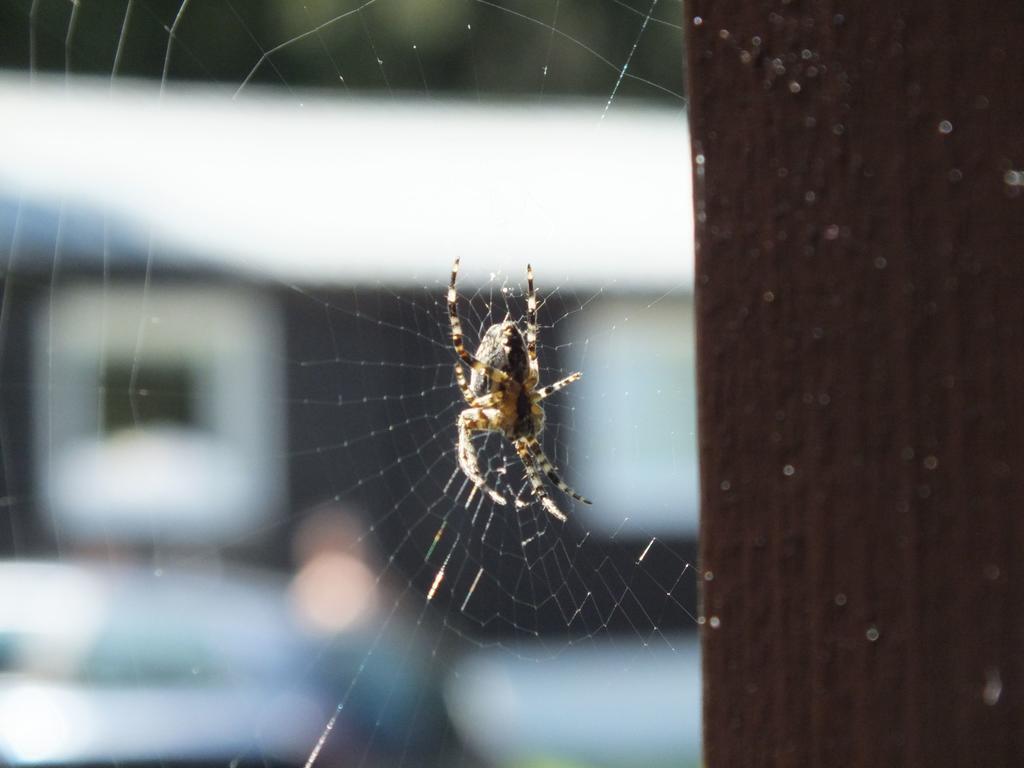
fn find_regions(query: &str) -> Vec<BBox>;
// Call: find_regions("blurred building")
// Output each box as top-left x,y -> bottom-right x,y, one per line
0,75 -> 699,765
1,73 -> 695,555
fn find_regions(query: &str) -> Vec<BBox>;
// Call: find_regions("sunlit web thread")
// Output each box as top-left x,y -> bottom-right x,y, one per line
301,590 -> 415,768
27,0 -> 41,79
460,566 -> 485,612
64,0 -> 84,78
411,43 -> 431,97
110,0 -> 134,83
224,0 -> 300,95
537,0 -> 561,98
159,0 -> 192,100
427,534 -> 459,601
302,2 -> 351,90
602,0 -> 660,121
474,0 -> 683,103
608,0 -> 681,30
233,0 -> 383,98
359,10 -> 394,95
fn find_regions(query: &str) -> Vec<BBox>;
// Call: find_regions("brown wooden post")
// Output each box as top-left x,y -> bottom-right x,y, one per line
687,2 -> 1024,765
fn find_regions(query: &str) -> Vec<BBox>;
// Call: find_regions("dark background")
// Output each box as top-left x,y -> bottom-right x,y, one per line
1,0 -> 686,101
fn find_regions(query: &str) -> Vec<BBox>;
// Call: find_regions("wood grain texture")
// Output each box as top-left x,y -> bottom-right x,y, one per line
687,1 -> 1024,765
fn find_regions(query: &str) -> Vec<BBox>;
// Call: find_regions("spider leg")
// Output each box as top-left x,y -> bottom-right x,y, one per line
513,439 -> 567,522
523,436 -> 592,505
448,258 -> 509,383
455,363 -> 506,410
535,371 -> 582,400
525,263 -> 539,383
457,408 -> 507,506
454,363 -> 479,403
456,365 -> 502,408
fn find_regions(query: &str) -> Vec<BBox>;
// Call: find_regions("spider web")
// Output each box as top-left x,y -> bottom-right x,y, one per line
0,2 -> 699,767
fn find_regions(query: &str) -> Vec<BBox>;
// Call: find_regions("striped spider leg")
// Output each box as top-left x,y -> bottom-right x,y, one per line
525,263 -> 539,387
452,363 -> 507,505
449,259 -> 510,505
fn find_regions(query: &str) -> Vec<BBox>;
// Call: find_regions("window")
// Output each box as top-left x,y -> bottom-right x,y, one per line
570,296 -> 699,536
35,285 -> 284,543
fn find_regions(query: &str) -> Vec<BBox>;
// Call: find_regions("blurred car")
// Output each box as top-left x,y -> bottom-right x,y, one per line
0,560 -> 445,767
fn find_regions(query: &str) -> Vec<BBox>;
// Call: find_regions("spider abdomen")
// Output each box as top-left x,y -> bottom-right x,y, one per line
469,321 -> 542,439
468,321 -> 529,397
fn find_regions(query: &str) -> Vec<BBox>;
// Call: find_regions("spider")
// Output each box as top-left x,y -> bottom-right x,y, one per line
447,257 -> 591,522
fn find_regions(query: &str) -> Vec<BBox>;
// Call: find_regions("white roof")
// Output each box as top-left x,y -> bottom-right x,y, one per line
0,75 -> 692,290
